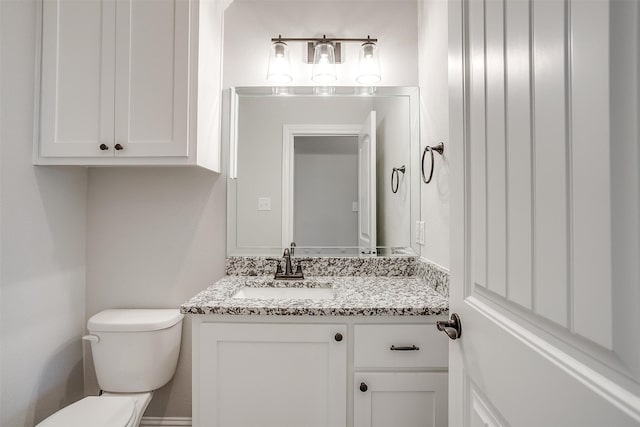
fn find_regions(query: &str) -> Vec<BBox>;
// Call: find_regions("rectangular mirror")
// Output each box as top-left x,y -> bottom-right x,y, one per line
226,86 -> 420,257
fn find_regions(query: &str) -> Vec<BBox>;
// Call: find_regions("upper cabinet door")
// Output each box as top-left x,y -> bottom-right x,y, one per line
113,0 -> 190,157
40,0 -> 115,157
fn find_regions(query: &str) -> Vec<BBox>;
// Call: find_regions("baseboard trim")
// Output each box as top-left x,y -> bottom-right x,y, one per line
140,416 -> 192,426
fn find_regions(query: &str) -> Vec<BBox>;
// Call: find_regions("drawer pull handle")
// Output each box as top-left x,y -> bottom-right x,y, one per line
334,333 -> 343,342
360,382 -> 368,392
390,345 -> 420,351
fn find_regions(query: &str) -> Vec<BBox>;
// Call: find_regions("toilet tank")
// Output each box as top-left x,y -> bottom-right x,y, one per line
86,309 -> 184,393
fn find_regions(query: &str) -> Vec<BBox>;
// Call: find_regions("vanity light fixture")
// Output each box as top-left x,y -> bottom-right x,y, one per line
267,38 -> 292,84
312,40 -> 337,84
268,35 -> 380,86
356,37 -> 381,84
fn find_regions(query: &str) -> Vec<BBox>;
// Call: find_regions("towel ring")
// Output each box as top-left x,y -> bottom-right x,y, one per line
391,166 -> 406,194
421,142 -> 444,184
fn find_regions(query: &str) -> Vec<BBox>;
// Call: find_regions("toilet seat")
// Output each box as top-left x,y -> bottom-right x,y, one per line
36,396 -> 136,427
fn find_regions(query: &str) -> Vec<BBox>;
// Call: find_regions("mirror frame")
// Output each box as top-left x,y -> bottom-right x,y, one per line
225,86 -> 421,257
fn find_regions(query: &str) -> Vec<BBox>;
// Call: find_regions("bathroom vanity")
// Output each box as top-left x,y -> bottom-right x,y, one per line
182,257 -> 450,427
182,83 -> 451,426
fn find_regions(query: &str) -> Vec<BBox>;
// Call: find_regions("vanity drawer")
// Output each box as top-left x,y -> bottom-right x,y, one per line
354,324 -> 448,368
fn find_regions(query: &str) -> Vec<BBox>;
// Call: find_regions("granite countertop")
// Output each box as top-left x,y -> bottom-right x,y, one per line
180,275 -> 449,316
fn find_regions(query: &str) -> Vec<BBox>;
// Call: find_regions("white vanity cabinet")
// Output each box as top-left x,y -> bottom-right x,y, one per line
35,0 -> 227,170
353,325 -> 448,427
193,317 -> 449,427
196,321 -> 348,427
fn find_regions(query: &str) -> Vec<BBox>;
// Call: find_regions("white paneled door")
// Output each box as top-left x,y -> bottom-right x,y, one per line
448,0 -> 640,425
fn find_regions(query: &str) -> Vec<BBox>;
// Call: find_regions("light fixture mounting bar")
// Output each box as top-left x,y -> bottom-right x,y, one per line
270,36 -> 378,43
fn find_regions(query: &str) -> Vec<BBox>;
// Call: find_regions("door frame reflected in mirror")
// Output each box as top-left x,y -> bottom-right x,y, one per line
282,124 -> 368,250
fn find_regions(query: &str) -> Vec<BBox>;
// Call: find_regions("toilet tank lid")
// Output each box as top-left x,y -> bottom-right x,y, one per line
88,309 -> 184,332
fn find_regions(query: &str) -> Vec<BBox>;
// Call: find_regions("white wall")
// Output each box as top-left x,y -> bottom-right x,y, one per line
418,0 -> 450,269
0,1 -> 88,425
294,136 -> 359,246
223,0 -> 418,88
85,167 -> 227,417
374,96 -> 412,248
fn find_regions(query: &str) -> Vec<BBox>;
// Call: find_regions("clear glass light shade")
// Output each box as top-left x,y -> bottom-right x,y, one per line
267,41 -> 292,84
312,42 -> 337,84
356,42 -> 381,85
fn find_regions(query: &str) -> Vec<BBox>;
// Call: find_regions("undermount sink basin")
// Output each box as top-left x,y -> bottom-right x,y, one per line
232,280 -> 335,300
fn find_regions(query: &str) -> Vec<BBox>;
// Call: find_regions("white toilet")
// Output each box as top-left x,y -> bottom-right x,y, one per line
37,309 -> 184,427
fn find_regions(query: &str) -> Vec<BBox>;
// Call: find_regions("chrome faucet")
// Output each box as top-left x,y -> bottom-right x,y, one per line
274,248 -> 304,280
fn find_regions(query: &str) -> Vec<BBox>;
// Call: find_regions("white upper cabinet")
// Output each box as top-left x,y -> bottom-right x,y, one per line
36,0 -> 227,171
113,0 -> 190,158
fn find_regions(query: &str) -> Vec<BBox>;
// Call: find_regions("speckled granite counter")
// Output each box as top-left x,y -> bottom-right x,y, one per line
180,275 -> 448,316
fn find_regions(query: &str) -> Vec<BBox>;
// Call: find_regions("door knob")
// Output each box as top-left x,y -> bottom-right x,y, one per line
334,333 -> 343,342
359,382 -> 368,392
436,313 -> 462,340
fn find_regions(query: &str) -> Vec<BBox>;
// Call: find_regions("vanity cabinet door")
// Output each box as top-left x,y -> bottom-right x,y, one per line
197,323 -> 347,427
354,372 -> 448,427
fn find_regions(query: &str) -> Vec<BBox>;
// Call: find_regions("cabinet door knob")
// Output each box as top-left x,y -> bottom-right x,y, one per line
359,382 -> 368,392
334,332 -> 343,342
99,144 -> 109,151
114,143 -> 123,151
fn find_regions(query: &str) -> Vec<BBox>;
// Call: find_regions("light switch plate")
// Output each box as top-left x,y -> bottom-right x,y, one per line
258,197 -> 271,211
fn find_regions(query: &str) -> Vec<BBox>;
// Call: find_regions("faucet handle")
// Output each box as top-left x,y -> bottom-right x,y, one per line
292,264 -> 304,279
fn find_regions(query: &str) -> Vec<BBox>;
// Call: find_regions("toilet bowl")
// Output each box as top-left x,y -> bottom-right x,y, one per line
37,309 -> 184,427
